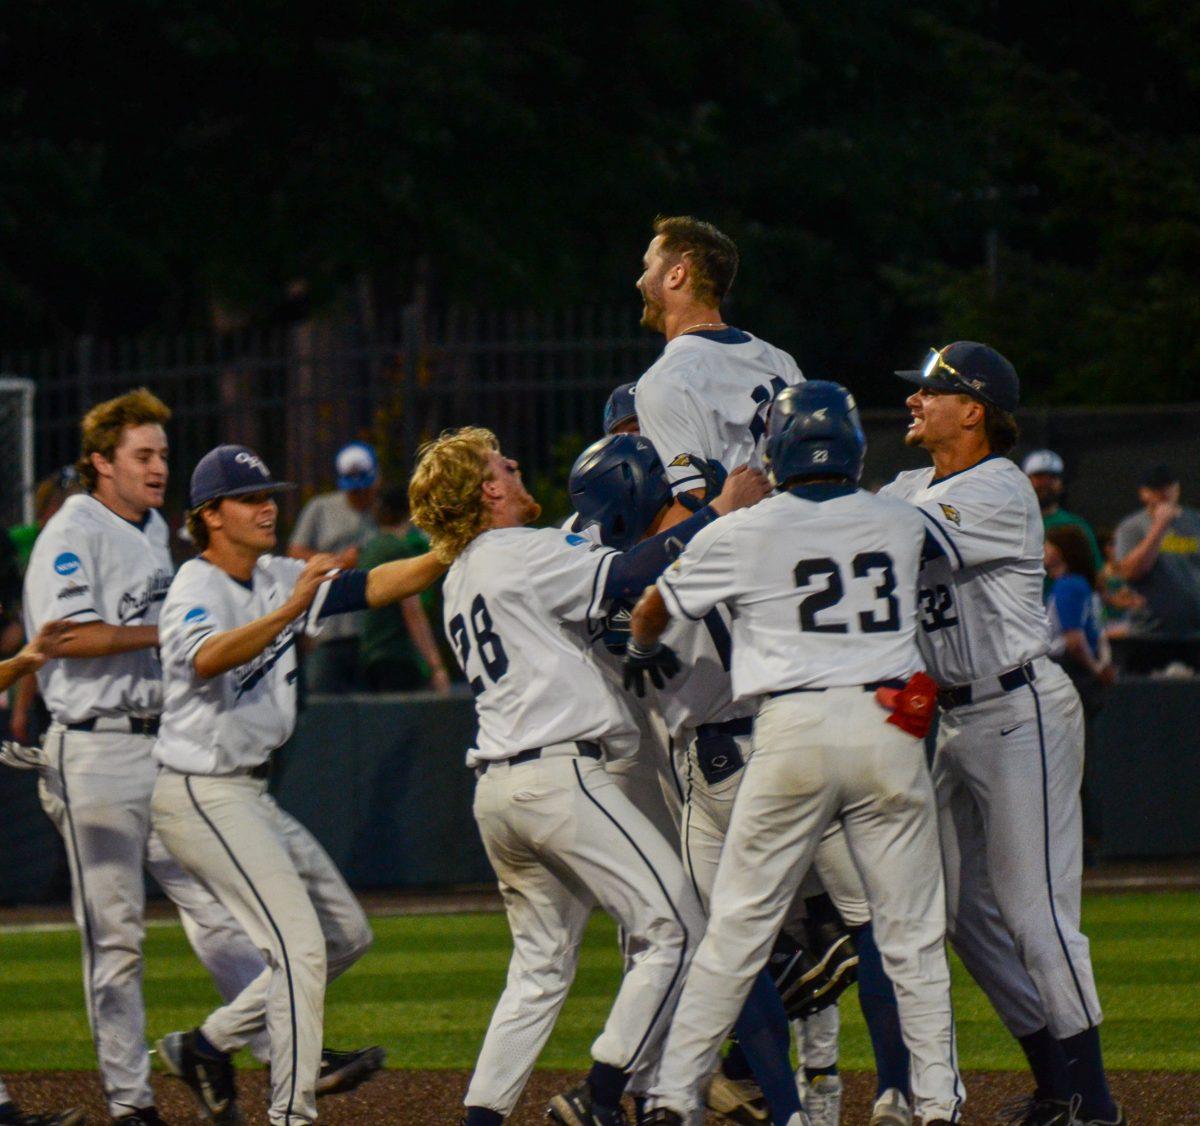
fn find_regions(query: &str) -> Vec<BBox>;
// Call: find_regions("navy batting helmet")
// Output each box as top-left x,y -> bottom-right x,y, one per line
766,381 -> 866,486
568,434 -> 672,550
602,382 -> 638,435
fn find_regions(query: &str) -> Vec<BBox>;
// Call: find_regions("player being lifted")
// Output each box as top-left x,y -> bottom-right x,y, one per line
407,427 -> 769,1126
630,383 -> 964,1126
881,343 -> 1122,1126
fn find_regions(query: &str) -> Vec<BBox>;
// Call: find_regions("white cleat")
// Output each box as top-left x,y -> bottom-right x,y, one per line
804,1073 -> 842,1126
0,740 -> 45,770
869,1087 -> 913,1126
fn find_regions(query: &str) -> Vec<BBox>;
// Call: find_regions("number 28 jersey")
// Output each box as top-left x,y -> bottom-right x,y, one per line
443,526 -> 639,765
657,486 -> 926,699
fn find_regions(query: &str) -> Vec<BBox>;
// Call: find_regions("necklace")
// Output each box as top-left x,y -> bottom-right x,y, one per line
678,321 -> 728,335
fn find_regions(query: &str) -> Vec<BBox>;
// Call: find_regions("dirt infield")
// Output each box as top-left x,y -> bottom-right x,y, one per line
6,1068 -> 1198,1124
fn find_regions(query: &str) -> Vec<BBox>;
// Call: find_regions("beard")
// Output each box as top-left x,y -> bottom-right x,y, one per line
639,288 -> 666,332
903,426 -> 925,448
518,492 -> 542,524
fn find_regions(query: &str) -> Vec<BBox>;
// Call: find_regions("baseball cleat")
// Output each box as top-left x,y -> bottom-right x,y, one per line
869,1087 -> 912,1126
155,1029 -> 241,1123
111,1110 -> 170,1125
1071,1107 -> 1127,1126
316,1045 -> 386,1095
546,1080 -> 628,1125
705,1071 -> 769,1124
0,740 -> 45,770
0,1105 -> 85,1126
803,1073 -> 842,1126
637,1112 -> 683,1126
996,1094 -> 1075,1124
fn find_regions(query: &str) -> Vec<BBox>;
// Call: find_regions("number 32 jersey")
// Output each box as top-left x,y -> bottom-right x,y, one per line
657,485 -> 926,700
443,526 -> 639,765
880,456 -> 1051,686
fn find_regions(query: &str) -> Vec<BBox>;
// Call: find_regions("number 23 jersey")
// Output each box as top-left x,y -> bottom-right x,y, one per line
880,456 -> 1051,685
443,526 -> 639,765
657,485 -> 926,700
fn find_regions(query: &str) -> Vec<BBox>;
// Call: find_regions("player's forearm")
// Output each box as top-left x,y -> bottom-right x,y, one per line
630,586 -> 671,648
0,650 -> 39,692
193,603 -> 301,679
1117,532 -> 1165,582
46,622 -> 159,659
401,596 -> 446,674
656,490 -> 707,531
604,506 -> 719,603
365,551 -> 447,607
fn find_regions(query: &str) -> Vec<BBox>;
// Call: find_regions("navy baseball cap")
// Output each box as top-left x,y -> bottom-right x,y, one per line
602,383 -> 638,434
336,442 -> 378,490
896,341 -> 1020,413
190,445 -> 294,508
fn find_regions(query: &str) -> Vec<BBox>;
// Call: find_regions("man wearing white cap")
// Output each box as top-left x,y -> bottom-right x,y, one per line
288,442 -> 380,692
1022,449 -> 1102,572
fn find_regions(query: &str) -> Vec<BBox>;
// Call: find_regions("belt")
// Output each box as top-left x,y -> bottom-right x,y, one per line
66,715 -> 160,736
768,678 -> 906,699
937,661 -> 1037,710
476,740 -> 602,775
696,716 -> 754,740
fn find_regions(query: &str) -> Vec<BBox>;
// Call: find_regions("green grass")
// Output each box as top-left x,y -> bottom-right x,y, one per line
2,892 -> 1196,1072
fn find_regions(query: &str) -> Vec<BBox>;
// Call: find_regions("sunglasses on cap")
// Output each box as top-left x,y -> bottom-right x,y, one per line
916,347 -> 998,405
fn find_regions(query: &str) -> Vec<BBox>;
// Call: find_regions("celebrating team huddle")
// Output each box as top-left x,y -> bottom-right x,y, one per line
5,215 -> 1123,1126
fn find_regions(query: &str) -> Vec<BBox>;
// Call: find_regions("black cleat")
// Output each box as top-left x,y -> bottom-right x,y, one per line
316,1045 -> 386,1095
998,1094 -> 1076,1125
0,1104 -> 85,1126
112,1110 -> 170,1125
547,1081 -> 628,1125
155,1029 -> 241,1123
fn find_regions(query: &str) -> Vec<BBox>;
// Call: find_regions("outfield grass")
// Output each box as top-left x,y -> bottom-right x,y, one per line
2,891 -> 1196,1073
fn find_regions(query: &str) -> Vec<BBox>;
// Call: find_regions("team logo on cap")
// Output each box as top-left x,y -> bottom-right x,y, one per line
939,502 -> 962,526
53,552 -> 81,576
235,451 -> 270,477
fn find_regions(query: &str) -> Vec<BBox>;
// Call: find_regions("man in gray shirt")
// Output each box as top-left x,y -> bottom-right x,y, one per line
288,442 -> 380,691
1113,464 -> 1200,673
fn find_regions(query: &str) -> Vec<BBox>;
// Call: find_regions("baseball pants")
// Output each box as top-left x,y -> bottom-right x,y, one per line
651,689 -> 963,1123
151,771 -> 372,1125
37,726 -> 268,1117
464,749 -> 705,1117
935,657 -> 1102,1040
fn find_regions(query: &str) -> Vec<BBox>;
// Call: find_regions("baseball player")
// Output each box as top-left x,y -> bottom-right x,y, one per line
880,343 -> 1122,1126
630,382 -> 963,1126
20,389 -> 283,1125
602,382 -> 640,436
633,215 -> 802,528
569,433 -> 805,1126
406,426 -> 769,1126
145,442 -> 442,1125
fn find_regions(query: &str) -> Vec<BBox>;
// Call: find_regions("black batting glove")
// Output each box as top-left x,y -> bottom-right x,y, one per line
622,640 -> 681,697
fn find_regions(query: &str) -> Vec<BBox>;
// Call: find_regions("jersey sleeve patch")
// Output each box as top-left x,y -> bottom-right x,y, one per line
184,606 -> 210,623
53,552 -> 83,576
938,502 -> 962,527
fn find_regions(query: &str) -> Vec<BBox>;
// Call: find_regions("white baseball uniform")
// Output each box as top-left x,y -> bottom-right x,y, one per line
649,483 -> 963,1123
634,326 -> 803,495
445,526 -> 706,1118
881,456 -> 1103,1041
22,494 -> 267,1118
151,555 -> 373,1126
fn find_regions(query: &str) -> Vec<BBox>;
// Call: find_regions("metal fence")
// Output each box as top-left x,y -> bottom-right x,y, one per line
5,308 -> 1199,536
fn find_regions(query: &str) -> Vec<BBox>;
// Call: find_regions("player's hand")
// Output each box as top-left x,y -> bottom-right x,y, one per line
1151,500 -> 1182,527
289,553 -> 341,613
622,640 -> 681,697
711,465 -> 771,516
30,621 -> 75,661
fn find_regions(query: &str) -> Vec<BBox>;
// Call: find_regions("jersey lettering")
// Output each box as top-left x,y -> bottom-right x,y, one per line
450,593 -> 510,695
748,376 -> 789,442
918,584 -> 959,633
795,553 -> 902,635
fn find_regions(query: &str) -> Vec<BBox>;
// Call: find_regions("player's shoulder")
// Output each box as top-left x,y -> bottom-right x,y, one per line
861,486 -> 928,524
27,495 -> 99,570
168,557 -> 220,595
879,466 -> 935,500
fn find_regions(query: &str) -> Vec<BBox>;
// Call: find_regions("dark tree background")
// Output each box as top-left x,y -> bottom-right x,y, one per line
1,0 -> 1196,404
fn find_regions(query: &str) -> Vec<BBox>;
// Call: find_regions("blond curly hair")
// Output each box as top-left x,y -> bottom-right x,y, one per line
409,427 -> 500,562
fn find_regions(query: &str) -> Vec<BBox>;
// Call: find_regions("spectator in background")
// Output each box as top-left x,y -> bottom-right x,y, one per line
1022,448 -> 1102,571
8,466 -> 81,571
1097,529 -> 1145,637
1112,465 -> 1200,674
289,441 -> 380,692
1045,524 -> 1115,866
358,487 -> 451,694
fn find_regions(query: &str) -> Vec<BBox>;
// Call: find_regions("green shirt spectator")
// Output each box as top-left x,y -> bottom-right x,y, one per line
358,488 -> 451,694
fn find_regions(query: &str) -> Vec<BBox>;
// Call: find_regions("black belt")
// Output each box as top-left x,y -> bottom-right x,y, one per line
937,661 -> 1037,710
768,678 -> 906,699
696,716 -> 754,740
477,741 -> 602,775
66,715 -> 161,735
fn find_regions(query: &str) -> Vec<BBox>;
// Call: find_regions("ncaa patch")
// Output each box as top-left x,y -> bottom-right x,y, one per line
53,552 -> 81,576
564,533 -> 589,547
184,606 -> 210,623
938,502 -> 962,526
